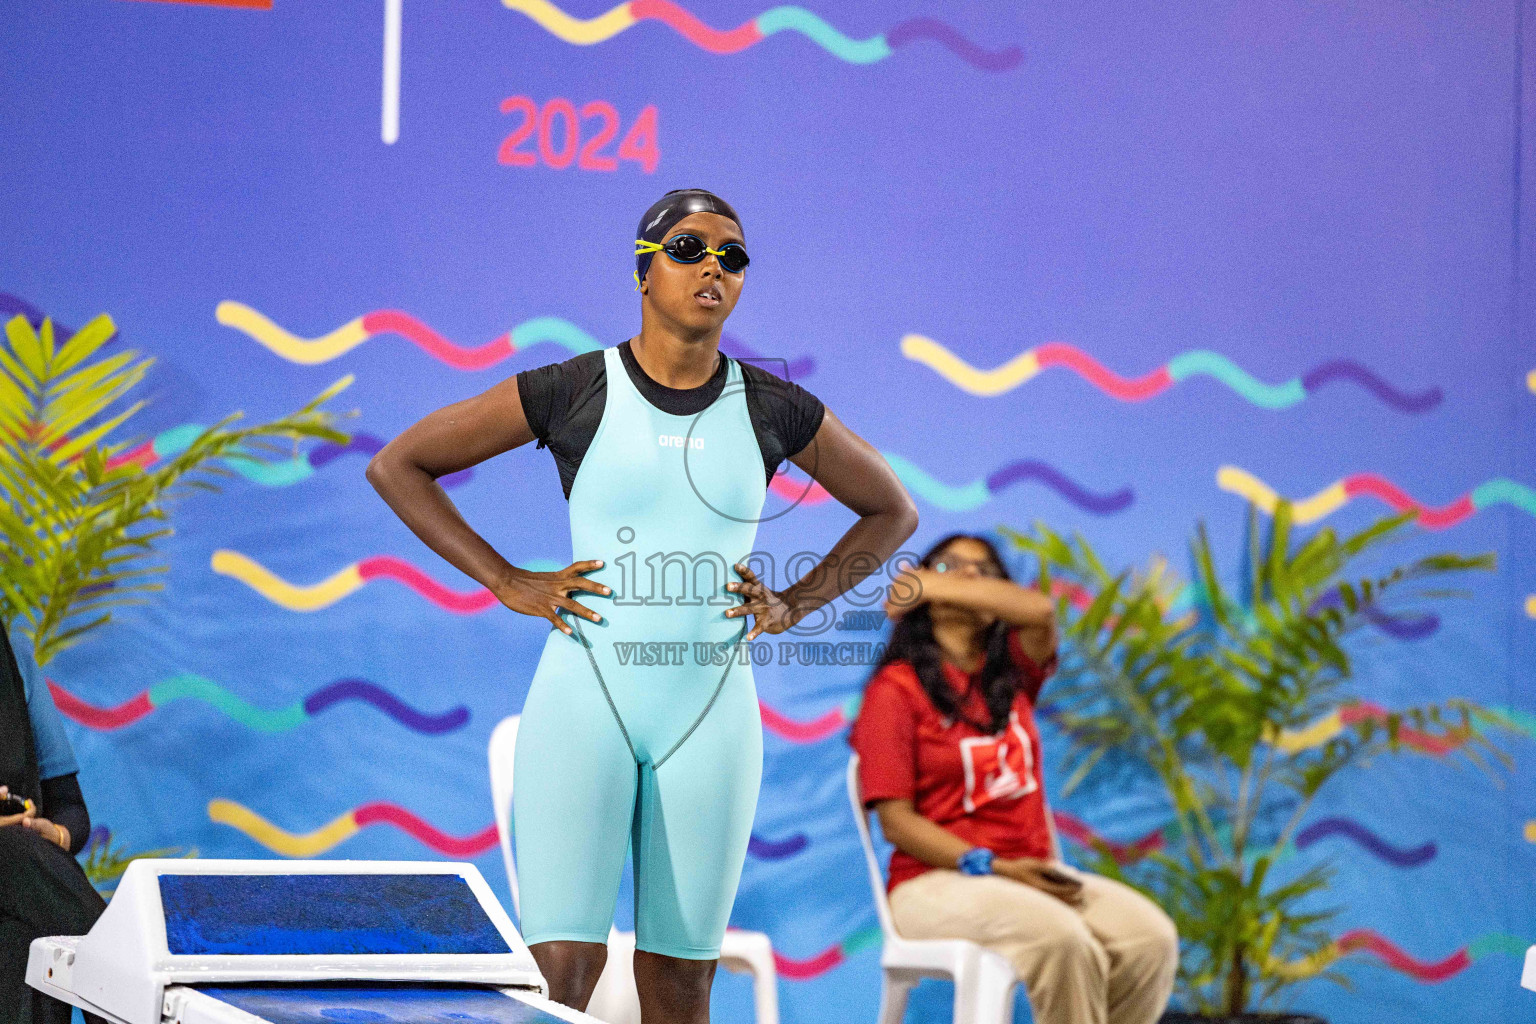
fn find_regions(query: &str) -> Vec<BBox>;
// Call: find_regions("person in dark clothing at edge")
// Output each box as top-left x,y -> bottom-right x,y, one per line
0,623 -> 106,1024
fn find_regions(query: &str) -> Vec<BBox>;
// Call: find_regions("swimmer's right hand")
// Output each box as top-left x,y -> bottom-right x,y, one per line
494,560 -> 610,636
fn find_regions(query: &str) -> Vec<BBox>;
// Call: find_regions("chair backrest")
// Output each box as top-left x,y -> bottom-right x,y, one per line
487,714 -> 522,919
846,753 -> 899,939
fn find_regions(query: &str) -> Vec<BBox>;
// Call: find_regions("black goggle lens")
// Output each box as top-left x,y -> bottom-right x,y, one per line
662,234 -> 750,273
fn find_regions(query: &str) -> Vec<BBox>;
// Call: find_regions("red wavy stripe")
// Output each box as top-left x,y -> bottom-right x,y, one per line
360,311 -> 515,371
769,473 -> 832,505
47,681 -> 152,730
630,0 -> 763,53
773,945 -> 844,980
353,803 -> 500,858
1035,343 -> 1174,402
1339,702 -> 1465,756
357,556 -> 501,614
106,440 -> 158,472
759,701 -> 847,742
1343,475 -> 1475,530
1052,811 -> 1165,864
1338,929 -> 1470,982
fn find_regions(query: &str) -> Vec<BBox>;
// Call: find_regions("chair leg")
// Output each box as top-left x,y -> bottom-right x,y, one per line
953,953 -> 1018,1024
749,959 -> 780,1024
877,973 -> 915,1024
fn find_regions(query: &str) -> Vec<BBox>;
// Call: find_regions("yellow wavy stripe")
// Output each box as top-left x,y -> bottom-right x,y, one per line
1527,368 -> 1535,394
1216,466 -> 1349,524
1263,943 -> 1344,981
1526,595 -> 1535,619
208,798 -> 359,857
216,301 -> 370,365
500,0 -> 636,44
900,334 -> 1041,397
1524,821 -> 1536,843
211,549 -> 364,611
1272,711 -> 1345,753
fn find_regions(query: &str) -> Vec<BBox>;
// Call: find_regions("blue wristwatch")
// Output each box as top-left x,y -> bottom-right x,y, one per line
957,847 -> 995,876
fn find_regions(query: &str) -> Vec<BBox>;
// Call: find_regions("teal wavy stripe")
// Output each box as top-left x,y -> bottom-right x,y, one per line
151,424 -> 315,486
522,559 -> 564,573
1166,351 -> 1306,409
147,674 -> 309,732
755,7 -> 891,63
1490,706 -> 1536,736
882,452 -> 989,511
511,317 -> 602,354
1468,933 -> 1529,959
1470,478 -> 1536,516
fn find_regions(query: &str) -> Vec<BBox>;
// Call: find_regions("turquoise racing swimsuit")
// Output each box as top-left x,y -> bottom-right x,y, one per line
513,344 -> 797,959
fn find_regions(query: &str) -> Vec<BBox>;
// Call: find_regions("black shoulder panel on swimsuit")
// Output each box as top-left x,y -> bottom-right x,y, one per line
517,343 -> 826,500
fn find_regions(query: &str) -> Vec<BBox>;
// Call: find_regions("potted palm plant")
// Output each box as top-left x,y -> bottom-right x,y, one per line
0,311 -> 352,663
999,506 -> 1504,1021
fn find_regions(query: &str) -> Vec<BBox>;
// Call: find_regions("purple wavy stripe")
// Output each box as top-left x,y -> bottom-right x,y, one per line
747,831 -> 809,859
1296,817 -> 1436,867
719,335 -> 815,380
1310,590 -> 1439,641
302,678 -> 470,735
85,824 -> 111,853
0,293 -> 81,343
310,433 -> 472,488
886,17 -> 1024,72
985,460 -> 1134,514
1300,360 -> 1442,414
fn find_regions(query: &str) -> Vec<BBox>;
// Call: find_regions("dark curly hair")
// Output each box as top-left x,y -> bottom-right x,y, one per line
869,532 -> 1022,735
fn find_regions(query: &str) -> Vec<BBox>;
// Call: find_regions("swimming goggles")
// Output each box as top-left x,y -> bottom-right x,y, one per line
635,234 -> 750,274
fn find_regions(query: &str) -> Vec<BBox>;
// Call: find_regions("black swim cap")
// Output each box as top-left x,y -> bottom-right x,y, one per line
635,188 -> 744,283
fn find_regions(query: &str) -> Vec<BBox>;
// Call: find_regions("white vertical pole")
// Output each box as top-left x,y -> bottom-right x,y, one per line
382,0 -> 402,144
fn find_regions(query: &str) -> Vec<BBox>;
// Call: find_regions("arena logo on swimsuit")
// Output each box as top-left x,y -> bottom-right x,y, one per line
657,433 -> 705,449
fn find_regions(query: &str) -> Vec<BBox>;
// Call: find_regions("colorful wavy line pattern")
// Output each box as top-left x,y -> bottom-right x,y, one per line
211,550 -> 564,612
108,428 -> 474,489
1526,595 -> 1535,619
1273,702 -> 1472,756
499,0 -> 1021,71
48,677 -> 468,735
217,302 -> 814,378
0,294 -> 100,345
208,799 -> 805,861
759,695 -> 863,743
1281,929 -> 1527,983
901,335 -> 1442,413
1218,466 -> 1536,529
771,454 -> 1132,514
1058,812 -> 1436,869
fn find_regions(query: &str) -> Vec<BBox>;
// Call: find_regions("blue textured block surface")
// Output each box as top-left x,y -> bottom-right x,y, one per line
196,985 -> 566,1024
160,875 -> 511,955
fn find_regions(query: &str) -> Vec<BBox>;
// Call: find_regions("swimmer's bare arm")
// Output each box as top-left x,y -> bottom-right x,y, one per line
365,376 -> 608,637
728,407 -> 919,640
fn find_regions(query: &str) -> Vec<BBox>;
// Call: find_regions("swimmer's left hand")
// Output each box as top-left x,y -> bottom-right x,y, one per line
727,562 -> 801,641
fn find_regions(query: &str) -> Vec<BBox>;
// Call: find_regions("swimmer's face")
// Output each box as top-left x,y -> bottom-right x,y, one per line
640,212 -> 745,332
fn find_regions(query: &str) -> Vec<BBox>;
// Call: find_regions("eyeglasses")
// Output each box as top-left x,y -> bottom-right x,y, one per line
929,556 -> 1005,578
635,234 -> 750,274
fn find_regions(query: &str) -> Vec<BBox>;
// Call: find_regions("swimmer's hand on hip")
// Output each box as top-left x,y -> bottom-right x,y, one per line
726,562 -> 803,641
494,560 -> 610,637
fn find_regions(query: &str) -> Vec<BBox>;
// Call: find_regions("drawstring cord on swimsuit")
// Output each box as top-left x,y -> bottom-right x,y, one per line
568,615 -> 750,771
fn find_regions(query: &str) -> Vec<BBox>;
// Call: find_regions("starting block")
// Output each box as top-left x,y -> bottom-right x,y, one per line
27,859 -> 603,1024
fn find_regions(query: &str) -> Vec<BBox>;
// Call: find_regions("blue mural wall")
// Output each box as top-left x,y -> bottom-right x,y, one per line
3,1 -> 1534,1020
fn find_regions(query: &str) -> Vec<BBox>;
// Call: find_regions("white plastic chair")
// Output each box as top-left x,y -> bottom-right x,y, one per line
489,715 -> 780,1024
847,752 -> 1024,1024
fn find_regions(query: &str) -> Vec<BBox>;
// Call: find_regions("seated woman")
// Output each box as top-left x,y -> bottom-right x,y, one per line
0,624 -> 106,1024
849,533 -> 1178,1024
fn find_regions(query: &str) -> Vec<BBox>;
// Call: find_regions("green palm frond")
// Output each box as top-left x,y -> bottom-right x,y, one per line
0,313 -> 354,663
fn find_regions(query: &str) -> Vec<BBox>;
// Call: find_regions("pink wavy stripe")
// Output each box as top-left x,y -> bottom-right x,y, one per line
759,701 -> 848,742
1051,810 -> 1165,863
769,473 -> 832,504
352,802 -> 500,858
1343,475 -> 1475,530
356,556 -> 500,614
630,0 -> 763,53
47,681 -> 152,730
1339,702 -> 1464,756
1338,929 -> 1470,982
773,945 -> 844,980
1035,343 -> 1174,402
360,310 -> 516,371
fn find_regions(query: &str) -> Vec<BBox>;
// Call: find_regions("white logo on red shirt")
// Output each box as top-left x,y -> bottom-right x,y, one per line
958,711 -> 1038,813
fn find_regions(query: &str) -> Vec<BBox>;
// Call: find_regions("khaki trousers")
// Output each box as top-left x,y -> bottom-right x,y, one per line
888,869 -> 1178,1024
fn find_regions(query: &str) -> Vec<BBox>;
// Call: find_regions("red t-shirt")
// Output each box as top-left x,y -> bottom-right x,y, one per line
849,628 -> 1057,892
